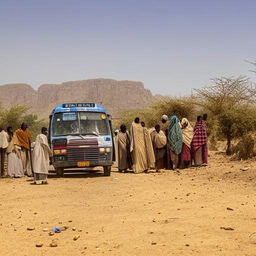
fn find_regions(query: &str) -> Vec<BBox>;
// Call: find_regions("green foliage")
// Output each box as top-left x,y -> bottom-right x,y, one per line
231,134 -> 255,160
194,76 -> 256,155
117,98 -> 197,130
218,106 -> 256,140
0,105 -> 48,141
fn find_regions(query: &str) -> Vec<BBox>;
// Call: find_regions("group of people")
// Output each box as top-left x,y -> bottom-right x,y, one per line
0,123 -> 52,184
114,114 -> 208,173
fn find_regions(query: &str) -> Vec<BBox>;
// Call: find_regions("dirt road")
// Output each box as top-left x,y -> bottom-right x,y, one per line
0,152 -> 255,256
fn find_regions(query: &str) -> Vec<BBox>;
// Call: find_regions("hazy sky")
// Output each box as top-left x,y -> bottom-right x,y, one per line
0,0 -> 255,95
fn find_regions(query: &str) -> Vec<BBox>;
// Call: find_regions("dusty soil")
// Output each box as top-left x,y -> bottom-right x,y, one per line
0,151 -> 256,256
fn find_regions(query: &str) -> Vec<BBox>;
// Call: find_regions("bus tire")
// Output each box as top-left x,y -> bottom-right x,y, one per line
56,168 -> 64,177
103,166 -> 111,176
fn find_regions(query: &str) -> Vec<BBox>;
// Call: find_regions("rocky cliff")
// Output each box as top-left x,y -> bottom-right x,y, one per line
0,79 -> 154,119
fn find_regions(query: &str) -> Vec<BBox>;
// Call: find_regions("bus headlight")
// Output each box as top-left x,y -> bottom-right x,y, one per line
60,149 -> 67,154
105,148 -> 111,153
54,149 -> 67,155
99,148 -> 105,154
54,150 -> 61,155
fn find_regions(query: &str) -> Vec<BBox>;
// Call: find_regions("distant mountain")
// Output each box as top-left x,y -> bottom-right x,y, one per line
0,79 -> 155,119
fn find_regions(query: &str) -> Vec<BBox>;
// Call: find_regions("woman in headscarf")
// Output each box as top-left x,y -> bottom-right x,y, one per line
191,116 -> 207,166
179,118 -> 193,169
168,116 -> 182,170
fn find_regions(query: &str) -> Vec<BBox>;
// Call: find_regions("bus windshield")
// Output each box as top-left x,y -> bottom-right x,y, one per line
52,112 -> 110,136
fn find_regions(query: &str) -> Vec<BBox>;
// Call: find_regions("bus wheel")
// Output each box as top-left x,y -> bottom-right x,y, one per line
103,166 -> 111,176
56,168 -> 64,177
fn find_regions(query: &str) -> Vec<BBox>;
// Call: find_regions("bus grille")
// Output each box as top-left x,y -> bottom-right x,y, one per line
67,147 -> 99,164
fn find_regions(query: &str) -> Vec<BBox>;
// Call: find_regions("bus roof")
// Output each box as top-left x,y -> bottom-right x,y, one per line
51,103 -> 108,115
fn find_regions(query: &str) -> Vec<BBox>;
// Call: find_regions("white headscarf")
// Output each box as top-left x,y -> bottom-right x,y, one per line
181,118 -> 193,148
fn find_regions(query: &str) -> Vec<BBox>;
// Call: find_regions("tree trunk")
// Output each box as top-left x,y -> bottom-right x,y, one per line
226,125 -> 232,155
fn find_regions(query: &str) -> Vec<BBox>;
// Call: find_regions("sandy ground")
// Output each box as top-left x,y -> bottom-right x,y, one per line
0,151 -> 256,256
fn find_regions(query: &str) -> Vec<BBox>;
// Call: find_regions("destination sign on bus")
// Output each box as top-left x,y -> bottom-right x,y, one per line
62,103 -> 95,108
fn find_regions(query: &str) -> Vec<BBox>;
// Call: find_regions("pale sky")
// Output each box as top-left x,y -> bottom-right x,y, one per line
0,0 -> 255,95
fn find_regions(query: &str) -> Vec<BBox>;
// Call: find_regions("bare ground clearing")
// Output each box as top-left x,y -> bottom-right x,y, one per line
0,151 -> 256,256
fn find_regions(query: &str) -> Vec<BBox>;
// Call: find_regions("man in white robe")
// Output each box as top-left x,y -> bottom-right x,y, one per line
33,127 -> 52,184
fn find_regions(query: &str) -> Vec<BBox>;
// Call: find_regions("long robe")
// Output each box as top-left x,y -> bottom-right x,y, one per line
180,118 -> 193,168
130,122 -> 147,173
168,116 -> 182,170
6,133 -> 24,177
113,135 -> 119,168
191,120 -> 208,165
32,134 -> 51,175
143,127 -> 155,169
151,130 -> 167,170
15,128 -> 32,176
117,131 -> 131,170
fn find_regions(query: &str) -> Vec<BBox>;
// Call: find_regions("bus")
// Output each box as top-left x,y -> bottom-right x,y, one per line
49,103 -> 114,177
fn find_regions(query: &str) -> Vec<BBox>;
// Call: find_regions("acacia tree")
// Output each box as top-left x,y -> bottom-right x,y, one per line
194,76 -> 255,114
218,105 -> 256,155
194,76 -> 256,155
0,105 -> 48,140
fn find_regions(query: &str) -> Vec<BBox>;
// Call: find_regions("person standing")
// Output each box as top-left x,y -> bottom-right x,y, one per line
33,127 -> 52,184
168,116 -> 183,170
0,127 -> 9,177
130,117 -> 148,173
6,127 -> 24,178
113,130 -> 119,168
15,123 -> 32,176
117,125 -> 132,172
191,116 -> 207,166
161,114 -> 171,169
151,124 -> 167,171
179,118 -> 193,169
141,122 -> 155,171
202,114 -> 208,165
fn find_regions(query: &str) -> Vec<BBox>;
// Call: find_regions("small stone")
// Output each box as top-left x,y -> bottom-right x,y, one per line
226,207 -> 234,211
72,227 -> 76,231
151,242 -> 157,245
62,226 -> 69,231
27,227 -> 35,231
43,228 -> 48,232
36,243 -> 43,247
68,220 -> 73,223
220,227 -> 234,231
73,234 -> 80,241
49,241 -> 58,247
49,232 -> 55,236
185,244 -> 190,247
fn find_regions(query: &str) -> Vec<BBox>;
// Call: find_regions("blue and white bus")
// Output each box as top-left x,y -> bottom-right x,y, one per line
49,103 -> 114,176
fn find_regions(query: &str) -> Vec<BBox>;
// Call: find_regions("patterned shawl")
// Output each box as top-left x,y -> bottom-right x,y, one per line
191,120 -> 207,152
168,116 -> 183,154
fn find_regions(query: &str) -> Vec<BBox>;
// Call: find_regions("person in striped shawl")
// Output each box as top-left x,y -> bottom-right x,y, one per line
191,116 -> 208,166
